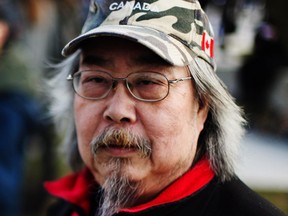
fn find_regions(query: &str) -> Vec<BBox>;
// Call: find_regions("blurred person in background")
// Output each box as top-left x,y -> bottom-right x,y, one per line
44,0 -> 285,215
0,1 -> 37,215
236,0 -> 288,136
0,1 -> 55,215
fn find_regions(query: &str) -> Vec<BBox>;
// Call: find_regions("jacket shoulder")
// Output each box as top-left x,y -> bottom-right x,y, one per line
207,177 -> 286,216
46,198 -> 86,216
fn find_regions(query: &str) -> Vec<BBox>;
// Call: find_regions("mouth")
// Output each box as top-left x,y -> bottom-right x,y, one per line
99,144 -> 138,157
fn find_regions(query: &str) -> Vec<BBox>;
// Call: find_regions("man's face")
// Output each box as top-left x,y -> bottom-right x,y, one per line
74,37 -> 208,204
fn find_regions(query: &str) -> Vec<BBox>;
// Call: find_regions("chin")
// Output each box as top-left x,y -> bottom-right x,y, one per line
95,157 -> 147,183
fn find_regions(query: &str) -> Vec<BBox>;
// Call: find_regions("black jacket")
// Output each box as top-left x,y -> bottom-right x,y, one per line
45,159 -> 285,216
47,177 -> 285,216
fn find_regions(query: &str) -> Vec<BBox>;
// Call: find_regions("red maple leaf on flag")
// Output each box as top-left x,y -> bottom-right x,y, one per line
201,32 -> 214,58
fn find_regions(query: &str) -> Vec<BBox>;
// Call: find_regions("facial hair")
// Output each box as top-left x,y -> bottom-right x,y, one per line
90,128 -> 152,216
96,158 -> 140,216
90,127 -> 152,159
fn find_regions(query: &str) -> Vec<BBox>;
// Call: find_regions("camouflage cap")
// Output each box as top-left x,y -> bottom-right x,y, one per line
62,0 -> 216,69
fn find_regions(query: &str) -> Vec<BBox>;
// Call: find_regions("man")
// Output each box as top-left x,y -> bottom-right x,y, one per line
45,0 -> 285,215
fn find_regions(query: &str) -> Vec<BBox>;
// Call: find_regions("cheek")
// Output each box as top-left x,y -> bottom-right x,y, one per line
74,99 -> 93,141
145,106 -> 198,171
145,83 -> 206,170
74,98 -> 101,167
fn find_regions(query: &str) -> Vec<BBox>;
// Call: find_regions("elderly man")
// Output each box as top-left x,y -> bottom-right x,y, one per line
45,0 -> 285,215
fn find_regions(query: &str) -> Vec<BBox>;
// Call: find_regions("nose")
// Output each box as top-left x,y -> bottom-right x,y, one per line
103,83 -> 137,124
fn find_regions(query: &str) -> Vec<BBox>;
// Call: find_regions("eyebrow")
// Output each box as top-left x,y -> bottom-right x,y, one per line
81,55 -> 110,67
132,55 -> 171,67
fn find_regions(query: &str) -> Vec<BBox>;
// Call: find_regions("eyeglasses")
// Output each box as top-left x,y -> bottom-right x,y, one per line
67,70 -> 192,102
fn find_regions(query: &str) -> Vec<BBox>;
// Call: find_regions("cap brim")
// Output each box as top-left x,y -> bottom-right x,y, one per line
62,25 -> 196,67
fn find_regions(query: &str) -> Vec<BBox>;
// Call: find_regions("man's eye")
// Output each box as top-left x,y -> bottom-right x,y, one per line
135,78 -> 164,86
84,76 -> 107,84
138,79 -> 154,85
90,77 -> 105,83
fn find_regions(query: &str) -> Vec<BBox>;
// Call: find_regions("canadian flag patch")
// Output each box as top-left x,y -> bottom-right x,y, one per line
201,32 -> 214,58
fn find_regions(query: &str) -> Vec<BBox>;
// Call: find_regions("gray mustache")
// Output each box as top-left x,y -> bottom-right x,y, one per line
90,128 -> 152,158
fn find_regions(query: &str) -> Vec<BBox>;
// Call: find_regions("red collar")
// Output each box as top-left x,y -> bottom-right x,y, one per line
44,168 -> 94,215
44,158 -> 214,214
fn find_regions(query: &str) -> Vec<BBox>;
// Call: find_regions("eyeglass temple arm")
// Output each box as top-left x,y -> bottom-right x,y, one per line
168,77 -> 192,84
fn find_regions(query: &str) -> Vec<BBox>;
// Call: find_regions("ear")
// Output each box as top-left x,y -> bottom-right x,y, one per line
196,98 -> 209,132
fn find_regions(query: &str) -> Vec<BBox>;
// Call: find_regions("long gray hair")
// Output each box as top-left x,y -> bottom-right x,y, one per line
47,52 -> 246,182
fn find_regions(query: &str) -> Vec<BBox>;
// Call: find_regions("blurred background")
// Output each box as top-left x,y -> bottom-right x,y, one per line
0,0 -> 287,215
